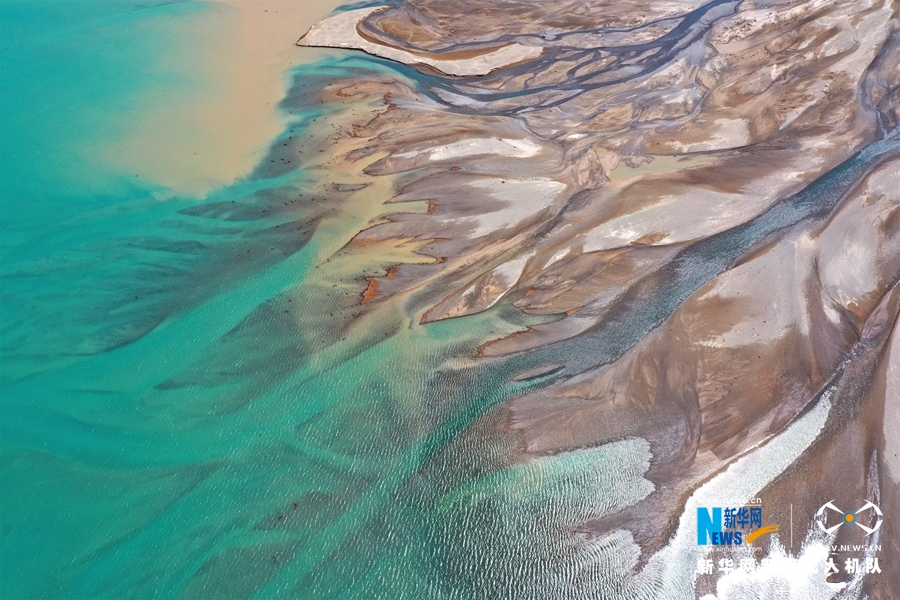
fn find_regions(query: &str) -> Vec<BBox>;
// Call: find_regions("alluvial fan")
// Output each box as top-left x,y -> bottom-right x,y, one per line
1,0 -> 898,599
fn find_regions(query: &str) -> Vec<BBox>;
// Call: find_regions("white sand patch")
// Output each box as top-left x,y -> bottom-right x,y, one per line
396,137 -> 542,161
678,118 -> 751,153
465,178 -> 567,237
298,6 -> 543,76
579,159 -> 811,255
822,303 -> 842,325
694,232 -> 815,348
492,253 -> 533,289
432,87 -> 491,108
449,252 -> 534,315
821,28 -> 857,58
885,322 -> 900,484
546,247 -> 573,268
628,388 -> 834,599
714,0 -> 838,45
816,165 -> 898,312
579,190 -> 747,253
820,238 -> 878,307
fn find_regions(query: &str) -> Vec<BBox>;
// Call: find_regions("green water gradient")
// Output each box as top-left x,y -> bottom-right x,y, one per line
1,4 -> 654,598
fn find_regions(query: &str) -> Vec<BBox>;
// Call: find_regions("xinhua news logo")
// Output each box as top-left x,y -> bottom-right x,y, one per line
697,505 -> 779,546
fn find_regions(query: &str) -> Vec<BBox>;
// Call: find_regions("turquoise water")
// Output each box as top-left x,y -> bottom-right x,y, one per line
1,3 -> 646,598
1,1 -> 204,225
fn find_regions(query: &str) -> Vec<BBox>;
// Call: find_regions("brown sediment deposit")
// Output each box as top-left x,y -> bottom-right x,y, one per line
104,0 -> 349,197
292,0 -> 899,594
361,278 -> 381,304
298,6 -> 543,76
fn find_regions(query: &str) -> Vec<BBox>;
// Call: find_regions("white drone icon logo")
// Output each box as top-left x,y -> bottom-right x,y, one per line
815,501 -> 883,535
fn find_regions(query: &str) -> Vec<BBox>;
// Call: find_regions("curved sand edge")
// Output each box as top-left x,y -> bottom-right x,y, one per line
297,6 -> 542,76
